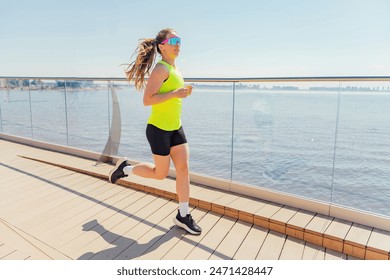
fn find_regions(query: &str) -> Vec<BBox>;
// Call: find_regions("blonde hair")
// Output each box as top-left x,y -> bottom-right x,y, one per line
125,28 -> 175,91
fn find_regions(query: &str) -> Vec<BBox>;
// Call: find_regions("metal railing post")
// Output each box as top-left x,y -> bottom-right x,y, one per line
0,104 -> 2,133
64,81 -> 69,146
230,81 -> 236,182
28,79 -> 34,139
330,81 -> 342,209
107,81 -> 111,131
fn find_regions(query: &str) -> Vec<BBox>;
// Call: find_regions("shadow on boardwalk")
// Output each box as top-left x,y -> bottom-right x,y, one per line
78,219 -> 180,260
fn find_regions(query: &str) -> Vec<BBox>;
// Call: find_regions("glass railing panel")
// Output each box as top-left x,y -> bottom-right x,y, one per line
181,82 -> 234,180
0,78 -> 32,138
0,79 -> 3,133
232,82 -> 340,202
332,81 -> 390,216
114,81 -> 151,162
0,78 -> 6,133
2,76 -> 389,219
114,81 -> 235,180
64,80 -> 110,152
28,79 -> 68,146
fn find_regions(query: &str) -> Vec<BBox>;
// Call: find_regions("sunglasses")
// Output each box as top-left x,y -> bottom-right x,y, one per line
160,36 -> 181,46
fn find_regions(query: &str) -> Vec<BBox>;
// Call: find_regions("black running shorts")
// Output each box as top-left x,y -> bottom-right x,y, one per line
146,124 -> 187,156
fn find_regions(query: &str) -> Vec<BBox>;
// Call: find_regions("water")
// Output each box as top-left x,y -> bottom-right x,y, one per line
1,85 -> 390,217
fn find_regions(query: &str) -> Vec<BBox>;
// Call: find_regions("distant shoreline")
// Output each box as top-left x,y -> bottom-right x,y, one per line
1,78 -> 389,93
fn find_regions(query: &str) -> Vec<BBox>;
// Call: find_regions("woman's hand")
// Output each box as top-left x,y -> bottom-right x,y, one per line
173,85 -> 193,98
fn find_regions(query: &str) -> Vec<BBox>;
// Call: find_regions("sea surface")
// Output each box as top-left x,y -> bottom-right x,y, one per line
1,85 -> 390,217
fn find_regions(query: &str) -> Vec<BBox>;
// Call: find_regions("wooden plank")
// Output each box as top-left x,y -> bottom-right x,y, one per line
191,187 -> 227,211
212,192 -> 241,216
7,174 -> 99,225
366,228 -> 390,260
25,180 -> 117,232
20,149 -> 99,172
139,208 -> 208,260
212,192 -> 241,206
279,236 -> 305,260
269,206 -> 298,234
254,202 -> 283,229
0,167 -> 76,207
286,210 -> 315,240
1,250 -> 30,260
0,244 -> 16,259
1,154 -> 45,170
56,189 -> 138,250
124,206 -> 190,260
226,196 -> 266,216
324,248 -> 347,260
37,185 -> 126,241
324,218 -> 352,240
86,195 -> 171,260
0,160 -> 53,187
347,255 -> 361,260
304,214 -> 333,246
0,218 -> 53,260
134,176 -> 177,197
305,214 -> 333,233
256,231 -> 286,260
18,176 -> 113,229
160,210 -> 219,260
343,223 -> 372,259
323,218 -> 352,252
233,225 -> 268,260
344,223 -> 372,246
114,201 -> 179,259
5,159 -> 66,182
1,139 -> 388,261
71,192 -> 155,259
185,216 -> 236,260
27,180 -> 111,234
209,220 -> 251,260
224,207 -> 239,219
45,186 -> 144,246
302,243 -> 325,260
365,250 -> 390,260
0,167 -> 71,209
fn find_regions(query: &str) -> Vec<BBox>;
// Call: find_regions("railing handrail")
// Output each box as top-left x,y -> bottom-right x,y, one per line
1,76 -> 390,82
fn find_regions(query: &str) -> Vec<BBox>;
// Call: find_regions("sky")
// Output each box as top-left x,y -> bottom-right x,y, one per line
1,0 -> 389,79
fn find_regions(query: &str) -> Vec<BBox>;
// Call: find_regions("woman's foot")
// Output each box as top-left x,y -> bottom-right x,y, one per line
173,210 -> 202,235
109,158 -> 131,184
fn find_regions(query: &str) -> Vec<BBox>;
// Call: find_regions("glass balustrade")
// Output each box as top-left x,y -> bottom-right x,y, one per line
182,82 -> 234,179
232,82 -> 341,203
1,77 -> 389,218
332,81 -> 390,215
0,78 -> 32,138
29,79 -> 68,145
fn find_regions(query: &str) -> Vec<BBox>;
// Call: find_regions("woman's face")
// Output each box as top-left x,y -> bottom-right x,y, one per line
159,32 -> 181,58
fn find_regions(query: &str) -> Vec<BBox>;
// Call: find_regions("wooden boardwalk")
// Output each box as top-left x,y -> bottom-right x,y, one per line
1,139 -> 389,260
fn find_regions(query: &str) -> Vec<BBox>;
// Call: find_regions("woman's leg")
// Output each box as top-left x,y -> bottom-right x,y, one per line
110,125 -> 172,183
171,143 -> 202,235
170,143 -> 190,203
132,154 -> 170,180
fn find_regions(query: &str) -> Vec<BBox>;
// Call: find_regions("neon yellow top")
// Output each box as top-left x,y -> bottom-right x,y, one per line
147,60 -> 184,131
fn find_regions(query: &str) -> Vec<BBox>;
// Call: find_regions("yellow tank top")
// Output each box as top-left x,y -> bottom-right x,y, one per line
147,60 -> 184,131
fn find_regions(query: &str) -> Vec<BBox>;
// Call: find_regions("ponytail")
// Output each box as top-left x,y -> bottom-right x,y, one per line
125,38 -> 157,91
125,28 -> 175,91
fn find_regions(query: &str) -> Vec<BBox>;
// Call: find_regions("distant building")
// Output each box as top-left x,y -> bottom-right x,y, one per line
56,81 -> 94,88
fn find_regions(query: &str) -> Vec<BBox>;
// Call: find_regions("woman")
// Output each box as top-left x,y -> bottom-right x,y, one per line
109,28 -> 201,235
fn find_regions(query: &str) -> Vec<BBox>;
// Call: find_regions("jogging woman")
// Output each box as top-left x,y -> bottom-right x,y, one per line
109,28 -> 201,235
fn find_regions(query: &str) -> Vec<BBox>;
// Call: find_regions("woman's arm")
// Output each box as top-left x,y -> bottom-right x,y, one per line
143,64 -> 190,106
